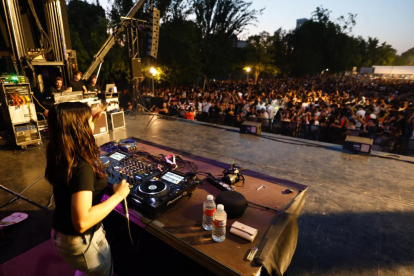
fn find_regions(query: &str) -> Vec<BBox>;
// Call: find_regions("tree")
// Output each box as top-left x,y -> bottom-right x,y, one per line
393,47 -> 414,65
152,1 -> 202,84
192,0 -> 263,82
155,0 -> 194,21
273,6 -> 397,76
288,6 -> 359,75
67,0 -> 108,72
358,37 -> 396,66
245,31 -> 278,82
108,0 -> 136,29
67,0 -> 133,86
158,18 -> 203,84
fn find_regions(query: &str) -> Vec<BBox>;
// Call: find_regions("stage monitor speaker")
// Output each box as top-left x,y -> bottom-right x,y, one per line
240,121 -> 261,134
131,58 -> 142,79
343,135 -> 373,154
109,111 -> 125,130
93,111 -> 108,136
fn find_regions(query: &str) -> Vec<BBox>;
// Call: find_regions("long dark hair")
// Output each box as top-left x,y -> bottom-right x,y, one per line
45,102 -> 105,185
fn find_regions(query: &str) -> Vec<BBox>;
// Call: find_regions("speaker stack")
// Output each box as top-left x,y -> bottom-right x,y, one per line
131,58 -> 142,79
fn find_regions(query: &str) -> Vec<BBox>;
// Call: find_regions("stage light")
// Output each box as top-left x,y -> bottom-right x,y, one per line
245,67 -> 251,81
150,67 -> 156,75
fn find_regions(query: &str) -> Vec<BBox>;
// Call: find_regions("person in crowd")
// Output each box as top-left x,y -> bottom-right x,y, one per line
404,113 -> 414,139
46,102 -> 130,275
209,102 -> 222,124
119,89 -> 133,111
186,106 -> 196,120
69,71 -> 87,93
158,102 -> 169,115
50,76 -> 68,94
225,103 -> 236,126
266,104 -> 276,120
87,75 -> 101,93
257,109 -> 267,119
202,99 -> 212,122
150,105 -> 159,113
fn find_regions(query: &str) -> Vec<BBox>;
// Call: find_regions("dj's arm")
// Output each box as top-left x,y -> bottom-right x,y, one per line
71,180 -> 130,233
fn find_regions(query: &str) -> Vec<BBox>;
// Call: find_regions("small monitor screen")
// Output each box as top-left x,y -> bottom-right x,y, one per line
161,171 -> 185,185
109,152 -> 127,161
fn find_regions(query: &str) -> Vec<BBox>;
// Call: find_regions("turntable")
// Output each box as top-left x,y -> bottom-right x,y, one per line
129,170 -> 198,219
137,180 -> 170,198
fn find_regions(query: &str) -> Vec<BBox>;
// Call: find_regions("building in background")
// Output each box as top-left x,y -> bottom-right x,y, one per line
296,18 -> 308,29
236,40 -> 248,49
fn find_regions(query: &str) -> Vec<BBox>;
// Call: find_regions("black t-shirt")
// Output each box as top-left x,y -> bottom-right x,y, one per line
87,84 -> 101,93
69,79 -> 85,92
52,160 -> 107,235
50,85 -> 67,94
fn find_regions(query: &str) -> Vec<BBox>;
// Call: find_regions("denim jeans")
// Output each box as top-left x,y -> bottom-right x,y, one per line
51,224 -> 113,276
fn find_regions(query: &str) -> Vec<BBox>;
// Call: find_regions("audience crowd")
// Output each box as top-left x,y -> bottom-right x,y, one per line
121,75 -> 414,154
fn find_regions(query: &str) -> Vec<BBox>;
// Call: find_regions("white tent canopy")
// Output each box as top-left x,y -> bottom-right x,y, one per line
373,66 -> 414,75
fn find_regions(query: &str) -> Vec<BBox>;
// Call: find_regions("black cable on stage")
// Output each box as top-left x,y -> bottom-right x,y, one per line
125,215 -> 134,246
175,156 -> 198,173
196,172 -> 214,179
0,174 -> 46,210
369,153 -> 414,164
247,200 -> 279,213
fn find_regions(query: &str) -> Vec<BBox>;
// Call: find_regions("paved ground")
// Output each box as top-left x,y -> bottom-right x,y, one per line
1,113 -> 413,275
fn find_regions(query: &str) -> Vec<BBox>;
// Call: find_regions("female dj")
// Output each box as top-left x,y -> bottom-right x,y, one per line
46,102 -> 130,275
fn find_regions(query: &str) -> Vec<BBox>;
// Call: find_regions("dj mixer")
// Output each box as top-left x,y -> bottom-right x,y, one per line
100,140 -> 199,219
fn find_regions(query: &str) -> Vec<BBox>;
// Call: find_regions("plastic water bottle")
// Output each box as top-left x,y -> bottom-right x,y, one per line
212,204 -> 227,242
202,195 -> 216,230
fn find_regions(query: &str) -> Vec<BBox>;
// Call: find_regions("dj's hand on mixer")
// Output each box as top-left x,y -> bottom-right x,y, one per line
112,179 -> 131,199
105,157 -> 165,189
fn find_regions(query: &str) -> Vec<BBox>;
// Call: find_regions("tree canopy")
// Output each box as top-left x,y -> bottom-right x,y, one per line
66,1 -> 408,85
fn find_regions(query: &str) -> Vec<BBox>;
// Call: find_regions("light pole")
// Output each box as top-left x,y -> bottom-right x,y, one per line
150,67 -> 156,95
246,67 -> 251,81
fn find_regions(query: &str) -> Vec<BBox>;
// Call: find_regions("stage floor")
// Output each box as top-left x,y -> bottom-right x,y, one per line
1,113 -> 414,276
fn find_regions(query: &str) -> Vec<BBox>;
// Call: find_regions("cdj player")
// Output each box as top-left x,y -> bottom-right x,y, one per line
129,170 -> 197,219
100,149 -> 199,219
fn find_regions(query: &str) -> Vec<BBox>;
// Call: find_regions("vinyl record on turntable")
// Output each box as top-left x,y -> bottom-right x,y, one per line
137,180 -> 170,198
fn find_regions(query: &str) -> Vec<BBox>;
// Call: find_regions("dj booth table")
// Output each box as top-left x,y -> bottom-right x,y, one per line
103,138 -> 308,276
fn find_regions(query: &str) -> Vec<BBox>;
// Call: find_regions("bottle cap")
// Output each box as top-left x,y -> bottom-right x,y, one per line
217,204 -> 224,211
207,195 -> 214,200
